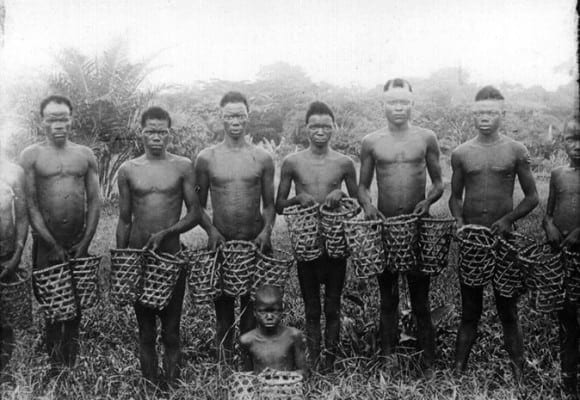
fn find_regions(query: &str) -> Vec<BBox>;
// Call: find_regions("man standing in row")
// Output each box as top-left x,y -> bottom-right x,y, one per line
20,95 -> 101,376
358,79 -> 444,375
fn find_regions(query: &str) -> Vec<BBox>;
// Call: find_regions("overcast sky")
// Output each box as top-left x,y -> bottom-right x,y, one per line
0,0 -> 578,90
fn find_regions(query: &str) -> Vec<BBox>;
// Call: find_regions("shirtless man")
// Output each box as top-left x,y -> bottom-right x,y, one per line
543,116 -> 580,398
195,91 -> 275,363
358,79 -> 444,374
0,151 -> 28,373
116,106 -> 219,386
449,86 -> 538,381
240,285 -> 307,376
19,95 -> 101,372
275,101 -> 357,370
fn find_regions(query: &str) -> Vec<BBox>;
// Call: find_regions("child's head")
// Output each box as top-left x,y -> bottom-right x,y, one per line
563,116 -> 580,164
254,285 -> 284,330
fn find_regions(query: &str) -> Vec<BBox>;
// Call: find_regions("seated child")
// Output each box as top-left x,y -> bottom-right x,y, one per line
240,285 -> 307,377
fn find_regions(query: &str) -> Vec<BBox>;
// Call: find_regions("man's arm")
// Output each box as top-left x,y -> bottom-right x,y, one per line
324,157 -> 358,208
115,165 -> 132,249
414,132 -> 444,216
542,170 -> 562,246
255,153 -> 276,252
491,144 -> 539,234
19,147 -> 67,262
0,167 -> 29,279
448,150 -> 465,227
73,149 -> 101,258
358,137 -> 380,219
275,156 -> 316,213
194,151 -> 225,250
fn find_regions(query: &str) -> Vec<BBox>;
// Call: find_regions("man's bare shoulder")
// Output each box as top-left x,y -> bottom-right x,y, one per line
119,155 -> 146,173
414,126 -> 438,141
249,144 -> 274,164
197,144 -> 218,161
282,149 -> 308,166
550,166 -> 566,181
70,142 -> 96,156
0,160 -> 25,183
19,142 -> 44,163
167,152 -> 193,171
452,138 -> 477,156
361,128 -> 388,144
328,149 -> 355,165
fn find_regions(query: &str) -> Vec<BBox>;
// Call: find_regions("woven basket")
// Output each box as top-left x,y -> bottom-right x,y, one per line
382,214 -> 419,273
283,204 -> 323,262
0,271 -> 33,329
343,218 -> 385,278
253,249 -> 294,298
221,241 -> 257,297
493,233 -> 535,297
417,217 -> 455,275
229,372 -> 258,400
456,225 -> 497,287
564,247 -> 580,305
257,370 -> 304,400
70,255 -> 101,310
319,198 -> 361,258
139,251 -> 185,310
32,262 -> 78,322
519,243 -> 564,313
186,248 -> 221,305
110,248 -> 144,307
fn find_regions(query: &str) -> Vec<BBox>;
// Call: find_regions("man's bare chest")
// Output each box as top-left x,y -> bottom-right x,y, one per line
129,167 -> 182,196
35,152 -> 87,178
374,141 -> 425,166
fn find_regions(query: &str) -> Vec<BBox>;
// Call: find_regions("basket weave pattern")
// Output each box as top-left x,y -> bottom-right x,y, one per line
110,249 -> 144,307
221,241 -> 257,297
564,247 -> 580,304
186,248 -> 221,304
253,249 -> 294,297
33,262 -> 78,322
456,225 -> 496,287
493,233 -> 534,297
257,370 -> 304,400
283,204 -> 323,262
417,218 -> 455,275
0,272 -> 33,329
343,219 -> 385,278
382,214 -> 418,273
139,251 -> 184,310
70,256 -> 101,310
229,372 -> 258,400
320,198 -> 360,258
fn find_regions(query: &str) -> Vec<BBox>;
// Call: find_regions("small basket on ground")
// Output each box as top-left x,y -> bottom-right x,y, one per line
229,371 -> 258,400
139,251 -> 185,310
283,204 -> 323,262
0,270 -> 33,329
519,243 -> 564,313
257,370 -> 304,400
320,198 -> 361,258
253,249 -> 294,298
186,248 -> 221,305
493,233 -> 535,297
70,255 -> 102,310
32,262 -> 78,322
110,248 -> 144,307
382,214 -> 419,273
456,225 -> 497,287
221,241 -> 257,297
417,217 -> 455,275
564,247 -> 580,304
343,218 -> 386,278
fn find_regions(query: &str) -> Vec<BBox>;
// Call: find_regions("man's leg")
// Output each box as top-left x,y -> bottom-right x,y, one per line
454,284 -> 483,373
240,294 -> 255,335
407,273 -> 435,370
323,256 -> 346,370
558,301 -> 579,396
160,271 -> 186,384
0,324 -> 14,372
377,269 -> 399,357
135,303 -> 159,382
62,313 -> 82,367
46,321 -> 65,366
297,258 -> 322,367
494,290 -> 524,382
214,294 -> 236,363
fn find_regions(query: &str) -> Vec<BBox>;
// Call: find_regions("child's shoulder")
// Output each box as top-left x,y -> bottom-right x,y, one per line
239,329 -> 259,345
284,326 -> 304,340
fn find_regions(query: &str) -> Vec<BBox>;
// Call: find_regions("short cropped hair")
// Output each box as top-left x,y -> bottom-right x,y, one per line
305,101 -> 335,124
383,78 -> 413,92
141,106 -> 172,128
40,95 -> 73,117
220,91 -> 249,111
475,86 -> 505,101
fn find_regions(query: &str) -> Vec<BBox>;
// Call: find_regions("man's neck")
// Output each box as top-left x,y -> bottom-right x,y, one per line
145,149 -> 167,160
570,159 -> 580,169
309,144 -> 329,157
224,135 -> 248,149
387,120 -> 410,134
476,130 -> 501,144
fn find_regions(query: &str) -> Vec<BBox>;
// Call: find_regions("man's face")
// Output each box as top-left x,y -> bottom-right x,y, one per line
221,102 -> 249,139
384,88 -> 413,126
564,121 -> 580,163
472,100 -> 503,135
42,102 -> 72,147
307,114 -> 334,146
254,298 -> 283,330
141,119 -> 171,156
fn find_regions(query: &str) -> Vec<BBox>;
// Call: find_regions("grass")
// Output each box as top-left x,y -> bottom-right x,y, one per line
0,175 -> 567,399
